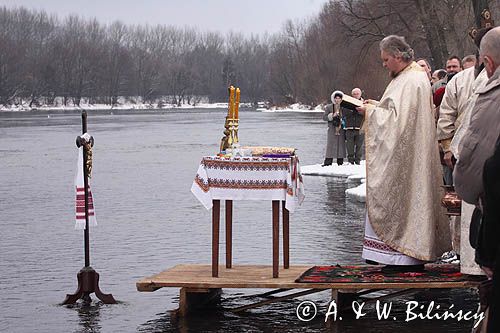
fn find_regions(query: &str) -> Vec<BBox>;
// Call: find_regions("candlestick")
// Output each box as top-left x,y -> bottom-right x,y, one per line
228,86 -> 235,119
234,88 -> 240,120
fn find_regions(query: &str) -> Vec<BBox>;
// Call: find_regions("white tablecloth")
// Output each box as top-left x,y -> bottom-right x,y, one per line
191,156 -> 305,212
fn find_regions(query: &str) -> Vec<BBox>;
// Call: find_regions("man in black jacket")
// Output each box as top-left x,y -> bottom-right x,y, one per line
344,87 -> 364,164
476,137 -> 500,333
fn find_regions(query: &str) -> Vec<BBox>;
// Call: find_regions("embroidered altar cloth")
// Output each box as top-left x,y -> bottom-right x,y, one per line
191,156 -> 305,212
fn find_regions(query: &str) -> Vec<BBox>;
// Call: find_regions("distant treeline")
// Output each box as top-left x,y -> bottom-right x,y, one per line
0,1 -> 495,107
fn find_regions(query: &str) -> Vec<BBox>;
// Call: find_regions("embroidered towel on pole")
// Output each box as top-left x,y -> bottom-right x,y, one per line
75,144 -> 97,230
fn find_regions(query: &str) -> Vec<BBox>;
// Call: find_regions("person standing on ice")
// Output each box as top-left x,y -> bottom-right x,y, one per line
356,35 -> 451,272
344,87 -> 364,165
322,91 -> 347,166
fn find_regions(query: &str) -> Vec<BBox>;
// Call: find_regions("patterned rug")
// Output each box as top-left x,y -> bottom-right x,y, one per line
295,264 -> 486,283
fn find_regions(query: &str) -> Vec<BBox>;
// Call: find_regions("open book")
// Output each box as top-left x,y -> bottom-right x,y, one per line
340,94 -> 363,111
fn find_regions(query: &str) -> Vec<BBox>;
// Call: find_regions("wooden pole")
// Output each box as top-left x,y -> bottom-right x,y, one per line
82,112 -> 90,268
62,110 -> 116,305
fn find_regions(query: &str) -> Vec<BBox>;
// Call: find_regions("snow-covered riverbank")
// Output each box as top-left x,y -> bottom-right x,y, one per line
0,101 -> 251,112
259,103 -> 323,113
1,97 -> 325,113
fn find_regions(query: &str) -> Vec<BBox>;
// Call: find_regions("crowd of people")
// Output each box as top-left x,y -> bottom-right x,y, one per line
321,27 -> 499,332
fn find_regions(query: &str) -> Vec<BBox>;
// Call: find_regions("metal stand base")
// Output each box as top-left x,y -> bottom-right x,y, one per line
62,266 -> 116,304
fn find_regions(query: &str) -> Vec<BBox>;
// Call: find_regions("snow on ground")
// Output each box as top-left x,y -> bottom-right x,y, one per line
301,161 -> 366,178
1,99 -> 326,113
345,182 -> 366,203
0,95 -> 265,112
258,103 -> 323,113
301,161 -> 366,203
0,101 -> 253,112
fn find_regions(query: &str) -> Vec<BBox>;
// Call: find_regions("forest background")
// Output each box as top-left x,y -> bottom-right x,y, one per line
0,0 -> 497,108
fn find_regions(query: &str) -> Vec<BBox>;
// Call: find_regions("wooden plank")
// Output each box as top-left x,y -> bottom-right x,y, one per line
136,264 -> 485,291
242,288 -> 292,299
231,289 -> 324,313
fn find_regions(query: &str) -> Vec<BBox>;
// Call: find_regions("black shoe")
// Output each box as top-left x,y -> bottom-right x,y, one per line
355,159 -> 361,165
348,158 -> 355,164
337,158 -> 344,165
381,264 -> 425,273
365,260 -> 379,265
322,158 -> 333,166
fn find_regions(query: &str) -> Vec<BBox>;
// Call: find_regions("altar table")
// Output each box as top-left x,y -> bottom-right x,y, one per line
191,156 -> 305,278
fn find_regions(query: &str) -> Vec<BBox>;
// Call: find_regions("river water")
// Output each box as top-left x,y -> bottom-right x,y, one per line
0,109 -> 479,332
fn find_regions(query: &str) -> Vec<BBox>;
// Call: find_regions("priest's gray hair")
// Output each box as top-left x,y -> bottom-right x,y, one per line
380,35 -> 415,62
480,27 -> 500,64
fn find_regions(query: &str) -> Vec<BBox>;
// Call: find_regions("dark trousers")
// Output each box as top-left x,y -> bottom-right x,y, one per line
487,259 -> 499,333
345,129 -> 364,164
443,165 -> 453,185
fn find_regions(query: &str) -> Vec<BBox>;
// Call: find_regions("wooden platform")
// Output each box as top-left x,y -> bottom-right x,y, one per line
136,264 -> 484,292
136,264 -> 490,317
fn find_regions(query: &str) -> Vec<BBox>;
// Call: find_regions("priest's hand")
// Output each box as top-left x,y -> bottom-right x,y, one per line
357,101 -> 375,116
364,99 -> 379,105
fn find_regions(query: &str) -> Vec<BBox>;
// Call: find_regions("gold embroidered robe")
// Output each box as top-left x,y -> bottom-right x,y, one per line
364,62 -> 451,261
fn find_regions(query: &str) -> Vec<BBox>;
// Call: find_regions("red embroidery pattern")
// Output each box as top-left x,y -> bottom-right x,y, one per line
194,175 -> 209,192
202,157 -> 289,172
208,178 -> 287,190
75,186 -> 95,220
363,238 -> 397,253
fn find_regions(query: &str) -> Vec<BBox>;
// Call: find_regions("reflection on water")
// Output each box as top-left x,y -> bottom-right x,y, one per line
74,303 -> 102,333
137,288 -> 480,333
0,109 -> 479,332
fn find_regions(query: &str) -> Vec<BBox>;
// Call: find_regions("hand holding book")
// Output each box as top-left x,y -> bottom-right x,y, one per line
339,94 -> 363,111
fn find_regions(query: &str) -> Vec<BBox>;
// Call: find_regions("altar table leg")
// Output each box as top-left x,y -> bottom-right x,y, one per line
212,200 -> 220,277
282,201 -> 289,269
272,200 -> 280,278
225,200 -> 233,268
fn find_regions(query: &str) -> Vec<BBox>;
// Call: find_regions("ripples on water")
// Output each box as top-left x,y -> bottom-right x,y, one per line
0,109 -> 478,332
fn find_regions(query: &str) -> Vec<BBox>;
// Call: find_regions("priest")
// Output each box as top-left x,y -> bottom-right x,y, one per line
356,35 -> 451,272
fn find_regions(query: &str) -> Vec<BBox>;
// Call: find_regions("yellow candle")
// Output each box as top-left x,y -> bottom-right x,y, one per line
228,86 -> 235,118
234,88 -> 240,120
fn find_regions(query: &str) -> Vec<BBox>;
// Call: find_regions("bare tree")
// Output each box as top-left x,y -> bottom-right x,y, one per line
103,21 -> 130,105
0,3 -> 495,109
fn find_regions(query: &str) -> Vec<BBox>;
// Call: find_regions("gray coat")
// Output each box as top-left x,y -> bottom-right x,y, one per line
454,67 -> 500,205
323,103 -> 346,159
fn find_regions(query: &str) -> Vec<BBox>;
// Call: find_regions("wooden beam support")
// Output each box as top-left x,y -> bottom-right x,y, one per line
177,287 -> 222,317
231,289 -> 325,313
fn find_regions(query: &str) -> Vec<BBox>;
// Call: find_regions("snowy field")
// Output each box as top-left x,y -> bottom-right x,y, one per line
301,162 -> 366,203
